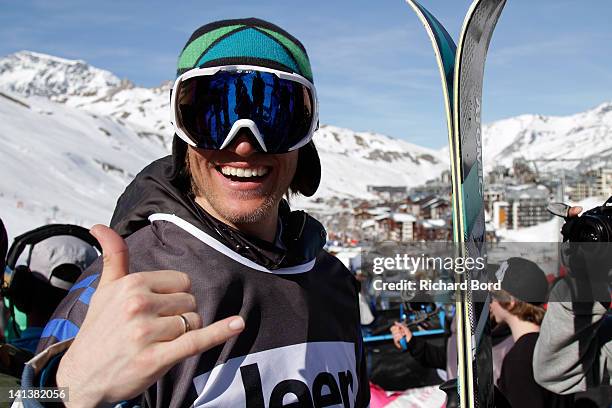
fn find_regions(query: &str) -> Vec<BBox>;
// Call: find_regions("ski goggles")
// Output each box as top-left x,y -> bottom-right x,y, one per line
170,65 -> 318,153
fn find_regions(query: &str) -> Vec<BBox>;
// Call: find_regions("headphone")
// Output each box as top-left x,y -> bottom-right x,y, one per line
2,224 -> 101,335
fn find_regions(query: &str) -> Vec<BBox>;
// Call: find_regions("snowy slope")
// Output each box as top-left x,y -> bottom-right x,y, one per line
312,125 -> 446,199
481,103 -> 612,173
0,51 -> 172,138
0,51 -> 448,235
0,91 -> 167,237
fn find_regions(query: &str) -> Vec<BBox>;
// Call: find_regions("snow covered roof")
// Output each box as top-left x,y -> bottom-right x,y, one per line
368,207 -> 391,215
374,214 -> 390,221
419,219 -> 446,229
361,220 -> 376,229
392,213 -> 416,223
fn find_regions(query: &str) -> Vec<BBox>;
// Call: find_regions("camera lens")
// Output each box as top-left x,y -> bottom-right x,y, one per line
578,225 -> 603,242
577,222 -> 604,242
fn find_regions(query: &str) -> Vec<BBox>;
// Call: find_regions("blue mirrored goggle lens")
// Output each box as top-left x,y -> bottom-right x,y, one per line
176,70 -> 314,153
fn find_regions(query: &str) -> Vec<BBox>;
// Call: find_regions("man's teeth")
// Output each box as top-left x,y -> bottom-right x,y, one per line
220,166 -> 269,178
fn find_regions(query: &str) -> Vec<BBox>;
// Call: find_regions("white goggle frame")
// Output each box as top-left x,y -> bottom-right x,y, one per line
170,65 -> 319,153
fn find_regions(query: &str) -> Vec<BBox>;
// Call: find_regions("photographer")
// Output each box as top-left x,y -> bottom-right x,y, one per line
534,205 -> 612,394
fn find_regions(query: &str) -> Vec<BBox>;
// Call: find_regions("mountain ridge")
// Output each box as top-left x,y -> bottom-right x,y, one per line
0,51 -> 451,235
1,50 -> 611,236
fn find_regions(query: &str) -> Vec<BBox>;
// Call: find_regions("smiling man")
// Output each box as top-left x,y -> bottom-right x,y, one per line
187,131 -> 298,241
20,18 -> 369,407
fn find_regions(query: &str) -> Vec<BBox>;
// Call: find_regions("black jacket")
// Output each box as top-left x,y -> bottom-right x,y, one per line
28,155 -> 370,407
498,333 -> 574,408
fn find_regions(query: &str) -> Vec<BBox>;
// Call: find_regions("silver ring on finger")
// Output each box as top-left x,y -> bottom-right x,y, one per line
179,314 -> 191,334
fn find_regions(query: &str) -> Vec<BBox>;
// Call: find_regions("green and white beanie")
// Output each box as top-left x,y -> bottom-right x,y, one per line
176,18 -> 313,83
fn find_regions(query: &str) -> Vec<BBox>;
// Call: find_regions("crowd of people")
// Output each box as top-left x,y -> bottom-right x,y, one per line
389,249 -> 611,407
0,16 -> 610,408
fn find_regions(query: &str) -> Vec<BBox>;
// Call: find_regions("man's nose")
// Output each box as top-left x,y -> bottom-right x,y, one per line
227,131 -> 262,157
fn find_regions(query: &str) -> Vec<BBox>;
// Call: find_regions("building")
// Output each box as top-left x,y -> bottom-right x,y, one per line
567,168 -> 612,201
487,165 -> 510,184
391,213 -> 417,242
492,184 -> 552,229
484,185 -> 505,215
492,201 -> 510,230
414,219 -> 451,241
359,211 -> 417,242
595,168 -> 612,197
405,195 -> 451,220
410,179 -> 451,197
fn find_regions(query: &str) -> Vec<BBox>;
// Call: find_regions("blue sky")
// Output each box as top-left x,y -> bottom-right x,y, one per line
1,0 -> 611,148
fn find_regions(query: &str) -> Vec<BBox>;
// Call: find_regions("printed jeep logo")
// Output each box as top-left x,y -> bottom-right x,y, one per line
241,363 -> 354,408
192,342 -> 359,408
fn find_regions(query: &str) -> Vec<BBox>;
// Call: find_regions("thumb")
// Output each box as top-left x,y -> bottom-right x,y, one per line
90,224 -> 129,287
568,206 -> 583,218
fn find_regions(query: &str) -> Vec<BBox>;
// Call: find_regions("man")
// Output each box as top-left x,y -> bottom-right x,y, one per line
534,205 -> 612,394
21,18 -> 369,407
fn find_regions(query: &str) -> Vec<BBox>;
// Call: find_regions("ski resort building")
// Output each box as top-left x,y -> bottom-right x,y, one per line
490,184 -> 552,229
404,195 -> 451,220
566,168 -> 612,201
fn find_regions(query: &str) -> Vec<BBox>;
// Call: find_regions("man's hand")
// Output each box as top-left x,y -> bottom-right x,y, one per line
390,322 -> 413,350
568,206 -> 582,218
56,225 -> 245,407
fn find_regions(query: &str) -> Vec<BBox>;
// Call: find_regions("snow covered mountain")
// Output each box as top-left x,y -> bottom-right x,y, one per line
482,102 -> 612,173
0,51 -> 124,103
0,90 -> 169,237
0,51 -> 448,235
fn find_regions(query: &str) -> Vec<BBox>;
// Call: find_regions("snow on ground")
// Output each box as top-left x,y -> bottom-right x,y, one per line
0,90 -> 168,240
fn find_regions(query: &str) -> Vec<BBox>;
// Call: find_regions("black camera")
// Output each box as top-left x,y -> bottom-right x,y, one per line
556,196 -> 612,243
548,198 -> 612,287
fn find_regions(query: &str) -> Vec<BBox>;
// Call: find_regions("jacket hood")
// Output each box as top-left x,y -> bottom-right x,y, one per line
110,154 -> 326,269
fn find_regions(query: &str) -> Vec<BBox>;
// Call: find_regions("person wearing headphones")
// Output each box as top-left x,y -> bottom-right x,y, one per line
5,234 -> 98,354
0,222 -> 98,380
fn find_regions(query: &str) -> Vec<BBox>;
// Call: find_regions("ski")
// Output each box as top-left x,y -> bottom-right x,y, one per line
406,1 -> 507,407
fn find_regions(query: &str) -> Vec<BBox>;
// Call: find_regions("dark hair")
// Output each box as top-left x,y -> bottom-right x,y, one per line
493,289 -> 545,325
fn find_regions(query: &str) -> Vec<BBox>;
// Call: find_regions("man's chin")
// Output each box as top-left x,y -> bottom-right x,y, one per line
213,197 -> 278,225
219,208 -> 271,224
